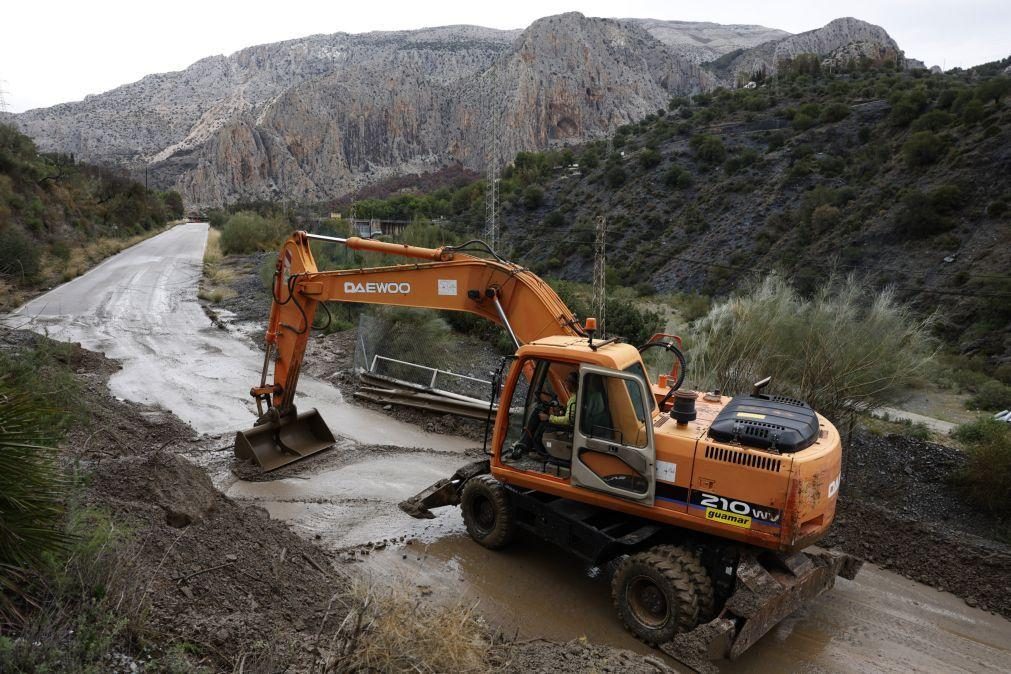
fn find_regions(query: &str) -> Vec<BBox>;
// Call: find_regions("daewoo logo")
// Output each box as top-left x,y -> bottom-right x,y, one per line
344,281 -> 411,294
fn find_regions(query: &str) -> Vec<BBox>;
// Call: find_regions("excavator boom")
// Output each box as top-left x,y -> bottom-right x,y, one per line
235,231 -> 581,470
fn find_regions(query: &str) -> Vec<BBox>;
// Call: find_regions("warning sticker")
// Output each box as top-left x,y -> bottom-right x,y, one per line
656,460 -> 677,483
736,412 -> 766,420
438,279 -> 458,296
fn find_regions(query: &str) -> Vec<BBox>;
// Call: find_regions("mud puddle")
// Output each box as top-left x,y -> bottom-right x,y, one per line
225,446 -> 1011,673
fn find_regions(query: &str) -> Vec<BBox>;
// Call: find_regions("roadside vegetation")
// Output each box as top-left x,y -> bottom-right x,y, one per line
0,124 -> 184,310
952,418 -> 1011,518
0,335 -> 161,670
687,275 -> 934,423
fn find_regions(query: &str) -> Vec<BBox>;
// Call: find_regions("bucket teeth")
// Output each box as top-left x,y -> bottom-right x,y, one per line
234,408 -> 336,471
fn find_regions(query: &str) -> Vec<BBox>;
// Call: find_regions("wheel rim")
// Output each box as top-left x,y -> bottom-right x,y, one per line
627,575 -> 670,629
473,494 -> 496,532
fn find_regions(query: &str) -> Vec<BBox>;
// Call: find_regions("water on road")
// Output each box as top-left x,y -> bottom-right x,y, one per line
7,223 -> 470,451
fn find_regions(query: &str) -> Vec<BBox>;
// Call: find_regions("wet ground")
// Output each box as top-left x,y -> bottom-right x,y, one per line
8,224 -> 1011,672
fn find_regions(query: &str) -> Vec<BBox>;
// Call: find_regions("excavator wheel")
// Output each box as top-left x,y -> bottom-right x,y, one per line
461,475 -> 515,550
651,545 -> 716,622
611,548 -> 699,644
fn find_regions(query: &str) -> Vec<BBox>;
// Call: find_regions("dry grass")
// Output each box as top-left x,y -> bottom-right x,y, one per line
320,575 -> 498,673
688,274 -> 935,423
198,228 -> 237,305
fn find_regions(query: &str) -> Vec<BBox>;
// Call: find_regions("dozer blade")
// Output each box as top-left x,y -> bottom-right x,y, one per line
662,549 -> 862,672
398,460 -> 490,518
234,408 -> 336,472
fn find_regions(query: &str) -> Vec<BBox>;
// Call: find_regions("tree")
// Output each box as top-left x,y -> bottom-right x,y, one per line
689,134 -> 726,163
902,131 -> 947,167
638,148 -> 662,169
162,191 -> 184,219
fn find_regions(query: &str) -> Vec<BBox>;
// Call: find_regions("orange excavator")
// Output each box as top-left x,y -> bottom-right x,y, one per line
234,231 -> 861,667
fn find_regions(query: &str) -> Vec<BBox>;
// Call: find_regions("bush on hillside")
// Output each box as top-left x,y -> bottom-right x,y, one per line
219,211 -> 290,255
663,165 -> 693,189
687,275 -> 934,422
894,185 -> 964,238
522,185 -> 545,210
639,148 -> 662,169
952,418 -> 1011,516
967,380 -> 1011,411
689,134 -> 726,163
605,165 -> 627,188
0,226 -> 41,280
903,131 -> 948,167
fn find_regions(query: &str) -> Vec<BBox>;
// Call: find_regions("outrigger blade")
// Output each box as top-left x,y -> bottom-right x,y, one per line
234,408 -> 336,472
398,460 -> 490,518
662,549 -> 863,672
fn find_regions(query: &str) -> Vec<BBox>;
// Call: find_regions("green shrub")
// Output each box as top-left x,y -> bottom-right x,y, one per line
605,293 -> 662,346
0,226 -> 40,280
605,165 -> 627,188
663,165 -> 693,189
219,211 -> 290,255
961,99 -> 985,124
911,110 -> 955,132
820,103 -> 850,123
893,185 -> 963,238
967,380 -> 1011,411
952,418 -> 1011,516
690,134 -> 726,163
639,148 -> 662,169
0,393 -> 70,623
522,185 -> 545,210
544,210 -> 565,228
903,131 -> 947,167
688,275 -> 934,422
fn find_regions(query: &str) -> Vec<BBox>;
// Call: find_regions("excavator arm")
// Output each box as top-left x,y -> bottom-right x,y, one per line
236,230 -> 583,470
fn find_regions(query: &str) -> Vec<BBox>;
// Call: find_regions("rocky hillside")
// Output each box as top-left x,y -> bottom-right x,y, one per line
337,60 -> 1011,365
709,17 -> 906,82
625,19 -> 789,63
10,14 -> 907,208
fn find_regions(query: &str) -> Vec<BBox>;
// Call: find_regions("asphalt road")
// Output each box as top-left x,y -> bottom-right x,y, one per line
6,223 -> 471,450
7,223 -> 1011,672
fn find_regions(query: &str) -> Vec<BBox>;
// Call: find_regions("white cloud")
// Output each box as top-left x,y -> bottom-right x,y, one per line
1,0 -> 1008,113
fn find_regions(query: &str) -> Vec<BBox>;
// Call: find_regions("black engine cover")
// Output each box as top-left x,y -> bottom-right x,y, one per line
707,395 -> 819,453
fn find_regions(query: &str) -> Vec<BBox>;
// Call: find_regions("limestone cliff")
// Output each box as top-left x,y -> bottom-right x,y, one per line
11,14 -> 907,207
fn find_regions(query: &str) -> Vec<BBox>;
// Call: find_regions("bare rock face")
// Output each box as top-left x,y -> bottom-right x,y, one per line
626,18 -> 790,63
722,17 -> 903,79
10,14 -> 907,208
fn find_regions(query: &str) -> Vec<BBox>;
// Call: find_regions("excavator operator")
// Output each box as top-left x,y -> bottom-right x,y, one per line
539,371 -> 580,427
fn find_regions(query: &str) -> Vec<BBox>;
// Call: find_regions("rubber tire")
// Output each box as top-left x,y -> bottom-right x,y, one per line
611,549 -> 699,644
652,545 -> 716,622
461,475 -> 515,550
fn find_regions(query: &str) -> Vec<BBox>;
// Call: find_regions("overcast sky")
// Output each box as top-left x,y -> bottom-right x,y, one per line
2,0 -> 1008,112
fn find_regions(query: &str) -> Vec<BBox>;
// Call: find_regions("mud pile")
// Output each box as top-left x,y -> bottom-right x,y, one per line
823,430 -> 1011,618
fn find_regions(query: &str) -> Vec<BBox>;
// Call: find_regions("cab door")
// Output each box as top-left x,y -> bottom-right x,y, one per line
570,365 -> 655,503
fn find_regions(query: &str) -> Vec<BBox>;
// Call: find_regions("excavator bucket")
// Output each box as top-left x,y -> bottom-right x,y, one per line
662,549 -> 863,672
234,408 -> 336,472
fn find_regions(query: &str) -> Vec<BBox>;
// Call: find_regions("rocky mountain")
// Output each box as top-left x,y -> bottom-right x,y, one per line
11,13 -> 907,207
714,18 -> 903,81
626,19 -> 789,63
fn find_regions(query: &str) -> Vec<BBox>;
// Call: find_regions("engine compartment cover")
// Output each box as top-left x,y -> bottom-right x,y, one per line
707,395 -> 819,453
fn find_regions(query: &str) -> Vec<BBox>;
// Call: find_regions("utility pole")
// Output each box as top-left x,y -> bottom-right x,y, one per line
0,79 -> 9,114
592,215 -> 607,336
485,112 -> 500,250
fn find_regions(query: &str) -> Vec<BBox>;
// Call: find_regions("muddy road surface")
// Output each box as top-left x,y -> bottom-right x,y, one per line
6,223 -> 470,451
8,223 -> 1011,672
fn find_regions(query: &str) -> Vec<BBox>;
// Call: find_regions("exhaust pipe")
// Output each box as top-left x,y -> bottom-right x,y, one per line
234,407 -> 336,472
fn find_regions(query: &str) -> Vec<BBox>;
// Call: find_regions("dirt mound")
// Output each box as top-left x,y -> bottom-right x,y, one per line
823,430 -> 1011,618
501,639 -> 673,673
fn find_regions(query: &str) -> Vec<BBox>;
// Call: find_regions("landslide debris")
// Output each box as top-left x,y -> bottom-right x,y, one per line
823,429 -> 1011,618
